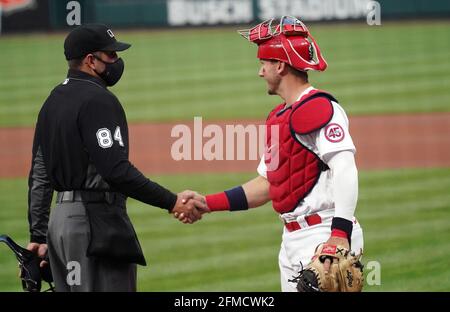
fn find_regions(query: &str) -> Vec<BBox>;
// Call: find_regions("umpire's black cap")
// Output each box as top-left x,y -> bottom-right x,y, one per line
64,24 -> 131,60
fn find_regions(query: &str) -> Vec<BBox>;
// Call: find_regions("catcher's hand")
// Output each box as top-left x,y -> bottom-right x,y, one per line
290,243 -> 364,292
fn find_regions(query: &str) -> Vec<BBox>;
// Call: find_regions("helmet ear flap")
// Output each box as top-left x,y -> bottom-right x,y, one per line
308,44 -> 314,61
280,35 -> 327,72
308,35 -> 328,71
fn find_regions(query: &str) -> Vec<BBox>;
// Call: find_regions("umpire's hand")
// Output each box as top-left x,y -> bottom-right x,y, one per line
26,243 -> 48,268
171,190 -> 208,224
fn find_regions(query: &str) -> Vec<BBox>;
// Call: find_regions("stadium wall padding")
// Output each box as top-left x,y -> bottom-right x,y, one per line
1,0 -> 450,33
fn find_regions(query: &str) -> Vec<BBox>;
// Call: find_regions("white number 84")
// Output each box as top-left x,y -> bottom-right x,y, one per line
96,127 -> 124,148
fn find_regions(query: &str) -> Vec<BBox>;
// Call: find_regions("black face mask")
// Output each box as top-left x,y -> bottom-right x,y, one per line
93,56 -> 124,86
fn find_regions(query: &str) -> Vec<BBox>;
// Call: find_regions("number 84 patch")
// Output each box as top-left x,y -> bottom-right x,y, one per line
324,123 -> 345,143
96,126 -> 124,148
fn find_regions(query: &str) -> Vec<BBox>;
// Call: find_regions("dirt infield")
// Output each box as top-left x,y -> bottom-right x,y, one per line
0,113 -> 449,178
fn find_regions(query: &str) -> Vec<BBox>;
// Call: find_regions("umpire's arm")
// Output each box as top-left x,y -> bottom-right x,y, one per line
28,126 -> 54,244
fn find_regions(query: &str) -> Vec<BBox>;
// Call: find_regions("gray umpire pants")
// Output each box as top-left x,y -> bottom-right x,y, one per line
47,201 -> 137,292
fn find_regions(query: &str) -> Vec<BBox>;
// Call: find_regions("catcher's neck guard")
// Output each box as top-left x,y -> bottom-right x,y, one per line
238,16 -> 327,72
0,235 -> 54,292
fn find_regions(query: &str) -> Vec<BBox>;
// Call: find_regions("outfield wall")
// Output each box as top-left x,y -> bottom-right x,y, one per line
1,0 -> 450,33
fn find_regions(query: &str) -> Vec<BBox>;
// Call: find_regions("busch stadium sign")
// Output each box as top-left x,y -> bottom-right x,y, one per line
168,0 -> 253,26
258,0 -> 371,21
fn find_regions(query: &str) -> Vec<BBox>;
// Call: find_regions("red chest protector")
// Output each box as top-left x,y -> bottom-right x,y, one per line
265,89 -> 337,214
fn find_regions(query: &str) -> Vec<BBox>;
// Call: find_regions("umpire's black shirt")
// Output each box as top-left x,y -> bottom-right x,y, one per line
28,69 -> 177,243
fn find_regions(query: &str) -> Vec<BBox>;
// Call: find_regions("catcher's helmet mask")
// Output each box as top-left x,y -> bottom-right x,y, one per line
0,235 -> 54,292
238,16 -> 327,72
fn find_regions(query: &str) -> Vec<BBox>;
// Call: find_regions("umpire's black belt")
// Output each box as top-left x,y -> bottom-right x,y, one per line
56,190 -> 125,205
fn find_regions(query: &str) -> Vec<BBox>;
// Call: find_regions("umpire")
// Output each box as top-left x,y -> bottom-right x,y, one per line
26,24 -> 203,292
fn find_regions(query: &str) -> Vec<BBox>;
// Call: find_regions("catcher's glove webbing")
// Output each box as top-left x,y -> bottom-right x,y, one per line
0,235 -> 54,292
290,243 -> 364,292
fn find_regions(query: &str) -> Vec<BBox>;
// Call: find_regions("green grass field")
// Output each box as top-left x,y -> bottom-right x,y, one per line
0,168 -> 450,291
0,21 -> 449,127
0,21 -> 449,292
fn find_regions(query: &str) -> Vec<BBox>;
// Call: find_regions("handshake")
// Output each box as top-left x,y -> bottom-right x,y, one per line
171,190 -> 210,224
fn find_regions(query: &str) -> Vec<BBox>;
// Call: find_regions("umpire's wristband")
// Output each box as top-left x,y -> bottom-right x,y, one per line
206,186 -> 249,212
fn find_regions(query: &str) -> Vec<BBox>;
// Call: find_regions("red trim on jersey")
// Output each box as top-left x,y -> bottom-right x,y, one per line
305,213 -> 322,226
205,192 -> 230,211
285,222 -> 301,232
284,213 -> 322,232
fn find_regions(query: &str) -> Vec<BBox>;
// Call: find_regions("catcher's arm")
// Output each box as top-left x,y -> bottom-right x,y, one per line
175,176 -> 270,223
203,175 -> 270,212
242,175 -> 270,208
324,151 -> 358,248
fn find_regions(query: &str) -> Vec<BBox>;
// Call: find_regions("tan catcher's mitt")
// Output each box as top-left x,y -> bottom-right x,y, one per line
290,244 -> 364,292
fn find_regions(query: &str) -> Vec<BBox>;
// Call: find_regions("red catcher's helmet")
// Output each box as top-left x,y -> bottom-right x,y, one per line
238,16 -> 327,72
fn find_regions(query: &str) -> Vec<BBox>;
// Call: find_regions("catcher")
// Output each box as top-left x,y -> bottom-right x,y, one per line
176,16 -> 365,292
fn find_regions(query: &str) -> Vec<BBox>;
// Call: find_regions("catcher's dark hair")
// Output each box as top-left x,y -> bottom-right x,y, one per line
68,58 -> 83,69
266,59 -> 309,82
287,65 -> 309,82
